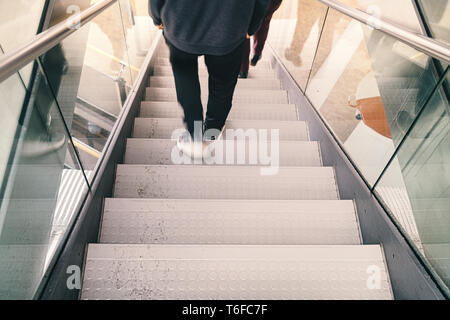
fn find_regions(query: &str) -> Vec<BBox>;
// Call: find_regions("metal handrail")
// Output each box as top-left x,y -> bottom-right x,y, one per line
0,0 -> 117,83
1,0 -> 449,84
318,0 -> 450,64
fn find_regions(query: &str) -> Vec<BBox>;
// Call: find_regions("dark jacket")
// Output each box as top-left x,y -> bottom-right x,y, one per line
149,0 -> 270,55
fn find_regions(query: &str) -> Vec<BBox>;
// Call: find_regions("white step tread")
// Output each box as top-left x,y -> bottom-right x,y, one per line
145,87 -> 288,104
113,165 -> 339,200
140,101 -> 297,121
153,66 -> 276,78
132,118 -> 310,141
100,199 -> 361,245
81,244 -> 393,300
124,139 -> 322,166
149,76 -> 281,90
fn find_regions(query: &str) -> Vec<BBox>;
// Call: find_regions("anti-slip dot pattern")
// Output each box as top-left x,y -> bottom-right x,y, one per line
80,42 -> 394,300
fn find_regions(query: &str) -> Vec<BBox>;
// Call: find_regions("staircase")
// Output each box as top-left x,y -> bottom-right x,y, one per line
80,44 -> 394,300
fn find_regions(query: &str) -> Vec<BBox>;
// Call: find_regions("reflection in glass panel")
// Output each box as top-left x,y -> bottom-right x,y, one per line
42,0 -> 158,174
0,1 -> 158,299
0,0 -> 46,55
42,2 -> 133,172
269,0 -> 329,89
305,8 -> 438,185
0,0 -> 47,86
375,70 -> 450,291
0,64 -> 89,299
118,0 -> 161,80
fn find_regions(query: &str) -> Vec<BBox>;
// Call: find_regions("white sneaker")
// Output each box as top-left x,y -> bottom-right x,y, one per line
176,131 -> 206,160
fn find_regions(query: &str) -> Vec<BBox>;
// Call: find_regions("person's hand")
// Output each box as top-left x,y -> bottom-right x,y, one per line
246,33 -> 250,39
158,24 -> 164,30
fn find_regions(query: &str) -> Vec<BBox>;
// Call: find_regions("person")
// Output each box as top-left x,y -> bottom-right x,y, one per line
285,0 -> 324,67
239,0 -> 283,79
284,0 -> 356,69
149,0 -> 270,158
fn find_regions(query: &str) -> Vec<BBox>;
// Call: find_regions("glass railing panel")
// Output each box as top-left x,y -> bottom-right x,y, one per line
0,0 -> 47,55
0,63 -> 89,299
374,68 -> 449,294
0,0 -> 159,300
339,0 -> 426,33
416,0 -> 449,71
117,0 -> 157,82
40,1 -> 134,174
268,0 -> 329,90
417,0 -> 450,45
0,66 -> 30,192
304,7 -> 439,186
0,1 -> 158,299
0,0 -> 48,86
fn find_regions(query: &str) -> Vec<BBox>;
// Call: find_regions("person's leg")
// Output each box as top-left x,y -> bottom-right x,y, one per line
167,40 -> 203,137
253,0 -> 283,57
239,38 -> 251,78
285,0 -> 320,66
204,41 -> 246,132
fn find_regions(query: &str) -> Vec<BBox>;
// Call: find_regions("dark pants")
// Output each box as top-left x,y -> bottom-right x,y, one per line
241,0 -> 283,73
167,39 -> 245,136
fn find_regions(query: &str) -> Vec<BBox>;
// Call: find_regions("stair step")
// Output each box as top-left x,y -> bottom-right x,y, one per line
139,102 -> 297,121
100,199 -> 361,245
379,77 -> 421,89
145,87 -> 289,104
155,57 -> 272,70
379,89 -> 419,105
153,66 -> 276,78
81,244 -> 393,300
132,118 -> 310,141
124,139 -> 321,166
113,165 -> 339,200
149,76 -> 281,90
